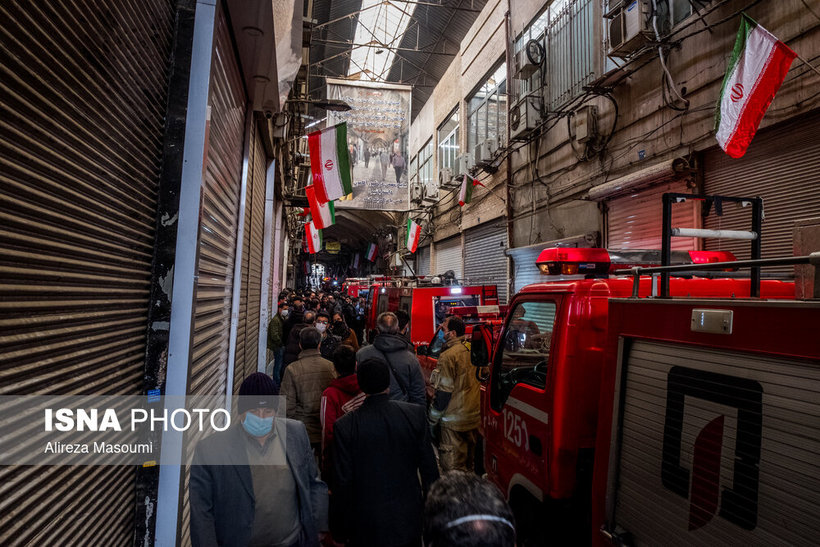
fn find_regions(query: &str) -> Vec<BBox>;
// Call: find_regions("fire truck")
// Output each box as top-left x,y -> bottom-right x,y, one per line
467,194 -> 813,543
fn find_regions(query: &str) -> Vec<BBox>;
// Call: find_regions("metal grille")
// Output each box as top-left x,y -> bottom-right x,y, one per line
613,340 -> 820,545
244,125 -> 267,379
464,221 -> 508,303
704,114 -> 820,275
545,0 -> 597,110
435,235 -> 463,280
606,180 -> 698,250
0,0 -> 174,543
181,9 -> 246,546
416,245 -> 431,276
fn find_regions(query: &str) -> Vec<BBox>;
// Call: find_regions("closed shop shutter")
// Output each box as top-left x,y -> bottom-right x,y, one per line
416,245 -> 431,276
606,179 -> 699,250
703,113 -> 820,275
0,1 -> 174,544
464,221 -> 508,303
436,235 -> 463,280
611,340 -> 819,546
507,234 -> 595,294
180,9 -> 246,546
243,126 -> 267,380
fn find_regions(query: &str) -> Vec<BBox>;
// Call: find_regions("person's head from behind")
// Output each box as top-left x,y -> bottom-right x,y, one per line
299,326 -> 322,350
302,310 -> 317,325
424,471 -> 515,547
395,309 -> 410,334
356,357 -> 390,395
291,296 -> 304,311
331,345 -> 356,377
376,311 -> 399,335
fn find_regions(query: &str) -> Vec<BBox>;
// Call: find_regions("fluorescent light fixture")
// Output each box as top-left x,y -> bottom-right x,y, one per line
305,117 -> 327,129
450,287 -> 463,295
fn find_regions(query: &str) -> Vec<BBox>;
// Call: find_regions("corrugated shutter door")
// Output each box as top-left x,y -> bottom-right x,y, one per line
244,127 -> 266,379
416,245 -> 431,276
0,1 -> 174,544
181,10 -> 246,546
464,221 -> 508,303
606,180 -> 699,250
613,340 -> 819,545
704,114 -> 820,275
511,246 -> 544,293
435,236 -> 463,280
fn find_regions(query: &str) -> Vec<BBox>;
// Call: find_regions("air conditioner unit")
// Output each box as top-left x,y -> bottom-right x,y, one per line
513,49 -> 538,80
607,0 -> 651,58
438,167 -> 454,187
474,138 -> 497,165
456,153 -> 473,176
510,94 -> 542,141
410,182 -> 423,203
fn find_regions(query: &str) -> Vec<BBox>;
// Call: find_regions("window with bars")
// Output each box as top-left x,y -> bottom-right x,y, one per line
419,138 -> 434,190
467,62 -> 507,156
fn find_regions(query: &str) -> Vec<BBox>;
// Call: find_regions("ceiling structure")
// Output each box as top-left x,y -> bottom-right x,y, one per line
308,0 -> 488,120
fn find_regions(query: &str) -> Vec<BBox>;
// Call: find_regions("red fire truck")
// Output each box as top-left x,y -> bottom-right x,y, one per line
468,247 -> 797,543
590,284 -> 820,546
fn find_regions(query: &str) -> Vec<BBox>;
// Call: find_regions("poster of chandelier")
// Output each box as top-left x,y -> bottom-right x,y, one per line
326,79 -> 412,211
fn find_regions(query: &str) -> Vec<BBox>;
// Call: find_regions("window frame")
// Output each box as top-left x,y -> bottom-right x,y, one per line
467,61 -> 508,155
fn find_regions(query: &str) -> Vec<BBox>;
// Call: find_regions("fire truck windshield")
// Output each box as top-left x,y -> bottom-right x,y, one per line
433,295 -> 480,326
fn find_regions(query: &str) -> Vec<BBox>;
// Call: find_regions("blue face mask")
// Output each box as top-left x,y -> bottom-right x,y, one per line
243,412 -> 274,437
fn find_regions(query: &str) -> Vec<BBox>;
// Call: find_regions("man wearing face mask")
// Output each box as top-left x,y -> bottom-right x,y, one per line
428,316 -> 480,472
267,301 -> 290,384
190,373 -> 329,547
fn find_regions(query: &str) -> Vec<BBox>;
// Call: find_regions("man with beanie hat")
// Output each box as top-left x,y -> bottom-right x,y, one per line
190,373 -> 329,547
332,358 -> 439,547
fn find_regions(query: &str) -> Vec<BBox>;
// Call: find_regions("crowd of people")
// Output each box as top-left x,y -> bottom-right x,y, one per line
190,288 -> 515,547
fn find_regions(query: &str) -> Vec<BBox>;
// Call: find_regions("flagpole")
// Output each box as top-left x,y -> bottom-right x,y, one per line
796,54 -> 820,78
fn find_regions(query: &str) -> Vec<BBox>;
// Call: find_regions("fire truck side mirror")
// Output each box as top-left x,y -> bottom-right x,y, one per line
470,323 -> 492,368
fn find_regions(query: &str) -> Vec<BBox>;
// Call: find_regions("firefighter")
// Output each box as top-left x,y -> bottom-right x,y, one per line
428,316 -> 481,472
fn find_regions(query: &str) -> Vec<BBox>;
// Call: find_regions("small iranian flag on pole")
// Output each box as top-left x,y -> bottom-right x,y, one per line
306,184 -> 336,228
306,221 -> 322,254
715,14 -> 796,158
459,174 -> 484,206
366,243 -> 378,262
406,219 -> 420,253
307,122 -> 353,202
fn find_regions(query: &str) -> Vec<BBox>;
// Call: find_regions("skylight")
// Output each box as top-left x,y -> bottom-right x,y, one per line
347,0 -> 417,81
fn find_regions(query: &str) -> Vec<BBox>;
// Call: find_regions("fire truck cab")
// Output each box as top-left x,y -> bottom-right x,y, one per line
469,247 -> 795,543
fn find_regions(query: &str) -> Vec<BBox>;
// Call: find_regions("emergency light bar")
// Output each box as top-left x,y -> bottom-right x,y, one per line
536,248 -> 737,276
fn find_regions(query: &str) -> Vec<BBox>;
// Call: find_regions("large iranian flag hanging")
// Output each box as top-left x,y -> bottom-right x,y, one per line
715,14 -> 796,158
306,221 -> 322,254
406,219 -> 420,253
306,184 -> 336,228
307,122 -> 353,202
366,243 -> 378,262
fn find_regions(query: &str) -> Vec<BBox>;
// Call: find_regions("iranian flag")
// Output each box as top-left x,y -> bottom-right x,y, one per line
715,14 -> 796,158
308,122 -> 353,202
306,221 -> 322,254
306,184 -> 336,228
406,219 -> 420,253
459,174 -> 484,206
366,243 -> 378,262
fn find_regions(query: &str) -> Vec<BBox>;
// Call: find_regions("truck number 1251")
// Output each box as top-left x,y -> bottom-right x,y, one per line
502,408 -> 530,451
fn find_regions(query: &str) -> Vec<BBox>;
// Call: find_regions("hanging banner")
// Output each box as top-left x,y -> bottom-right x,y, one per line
327,79 -> 412,211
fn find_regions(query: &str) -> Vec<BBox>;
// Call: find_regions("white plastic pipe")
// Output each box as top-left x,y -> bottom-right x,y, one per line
671,228 -> 758,240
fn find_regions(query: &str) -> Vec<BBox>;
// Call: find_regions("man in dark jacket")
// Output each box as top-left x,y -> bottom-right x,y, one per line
267,300 -> 290,383
190,373 -> 328,547
284,310 -> 316,367
356,312 -> 425,405
332,358 -> 439,547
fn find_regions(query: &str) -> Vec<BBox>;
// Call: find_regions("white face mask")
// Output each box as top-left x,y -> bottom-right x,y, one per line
315,323 -> 327,334
280,309 -> 289,318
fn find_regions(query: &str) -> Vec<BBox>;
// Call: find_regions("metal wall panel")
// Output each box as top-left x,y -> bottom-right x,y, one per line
464,221 -> 508,303
0,0 -> 174,544
416,245 -> 431,276
435,235 -> 463,280
244,126 -> 266,380
606,180 -> 698,251
612,340 -> 820,545
704,114 -> 820,275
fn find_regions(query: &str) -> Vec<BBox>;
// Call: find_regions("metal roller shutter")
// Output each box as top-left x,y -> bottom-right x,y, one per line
244,126 -> 267,379
416,245 -> 431,276
606,180 -> 699,250
703,113 -> 820,275
181,9 -> 246,545
464,221 -> 508,303
0,0 -> 174,544
435,235 -> 463,280
507,234 -> 595,294
612,340 -> 820,545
